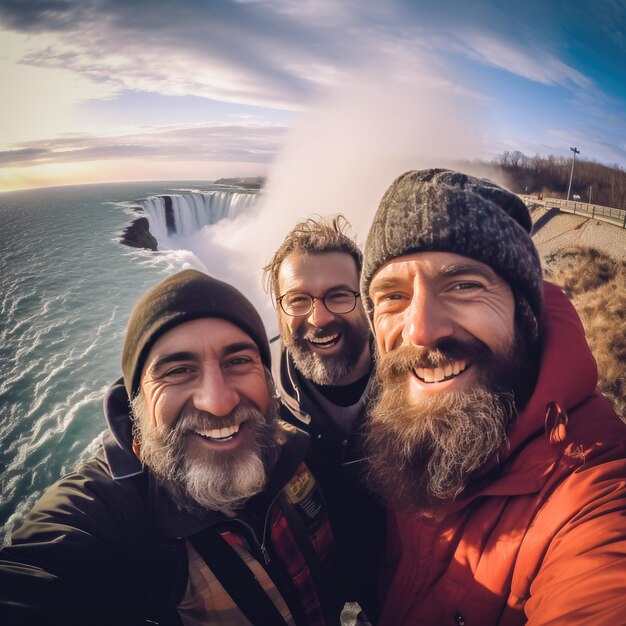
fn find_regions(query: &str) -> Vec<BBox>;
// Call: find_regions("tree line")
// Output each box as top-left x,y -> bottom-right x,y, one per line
486,151 -> 626,209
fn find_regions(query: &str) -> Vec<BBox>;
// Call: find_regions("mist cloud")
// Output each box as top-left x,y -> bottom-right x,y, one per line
174,60 -> 493,330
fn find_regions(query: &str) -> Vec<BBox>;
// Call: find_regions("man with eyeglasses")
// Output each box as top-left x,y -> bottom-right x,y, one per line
264,216 -> 383,623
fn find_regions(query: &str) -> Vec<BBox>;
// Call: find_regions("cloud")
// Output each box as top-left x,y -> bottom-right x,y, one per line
547,125 -> 626,167
0,0 -> 623,173
0,0 -> 88,31
0,122 -> 287,167
0,147 -> 48,164
457,34 -> 593,91
0,0 -> 605,111
1,0 -> 368,110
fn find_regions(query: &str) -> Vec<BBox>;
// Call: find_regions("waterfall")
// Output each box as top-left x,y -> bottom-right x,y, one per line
140,190 -> 258,244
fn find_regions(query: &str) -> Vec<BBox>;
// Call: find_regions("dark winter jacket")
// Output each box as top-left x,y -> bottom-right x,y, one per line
272,343 -> 385,622
0,380 -> 339,626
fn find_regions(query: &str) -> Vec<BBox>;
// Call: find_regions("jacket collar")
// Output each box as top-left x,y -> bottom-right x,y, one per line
102,378 -> 143,479
272,339 -> 311,426
506,281 -> 597,454
271,338 -> 376,426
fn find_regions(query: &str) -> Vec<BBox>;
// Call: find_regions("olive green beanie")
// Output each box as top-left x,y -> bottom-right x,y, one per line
361,169 -> 543,340
122,270 -> 270,397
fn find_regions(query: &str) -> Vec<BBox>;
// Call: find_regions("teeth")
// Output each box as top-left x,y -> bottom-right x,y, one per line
194,423 -> 240,440
414,360 -> 469,384
308,333 -> 339,346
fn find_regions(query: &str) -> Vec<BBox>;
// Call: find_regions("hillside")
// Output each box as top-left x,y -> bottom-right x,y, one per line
541,244 -> 625,417
527,198 -> 625,417
489,152 -> 626,209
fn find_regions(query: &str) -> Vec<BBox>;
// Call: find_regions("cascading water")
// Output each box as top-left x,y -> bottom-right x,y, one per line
140,190 -> 258,243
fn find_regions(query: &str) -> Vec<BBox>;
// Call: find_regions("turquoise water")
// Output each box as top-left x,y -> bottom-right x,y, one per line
0,181 -> 234,542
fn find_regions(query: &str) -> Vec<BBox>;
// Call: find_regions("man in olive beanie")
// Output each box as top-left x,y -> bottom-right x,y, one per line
361,168 -> 626,625
122,269 -> 271,398
0,270 -> 340,625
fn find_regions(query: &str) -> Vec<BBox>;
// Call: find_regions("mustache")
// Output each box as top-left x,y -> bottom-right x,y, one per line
172,403 -> 267,436
377,337 -> 491,378
293,322 -> 344,342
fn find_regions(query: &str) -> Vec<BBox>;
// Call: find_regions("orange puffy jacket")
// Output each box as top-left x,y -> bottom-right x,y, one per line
379,282 -> 626,626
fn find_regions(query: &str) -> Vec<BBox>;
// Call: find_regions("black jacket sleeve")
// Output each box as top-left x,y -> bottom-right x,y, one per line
0,459 -> 182,626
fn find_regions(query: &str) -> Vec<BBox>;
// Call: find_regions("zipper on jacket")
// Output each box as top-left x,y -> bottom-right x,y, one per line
284,353 -> 312,425
260,490 -> 283,564
231,517 -> 271,566
230,486 -> 284,567
259,543 -> 270,565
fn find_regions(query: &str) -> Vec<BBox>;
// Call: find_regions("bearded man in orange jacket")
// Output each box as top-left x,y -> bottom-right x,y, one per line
360,169 -> 626,625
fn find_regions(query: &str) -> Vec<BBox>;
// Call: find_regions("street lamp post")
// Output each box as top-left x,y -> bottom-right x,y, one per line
566,147 -> 580,201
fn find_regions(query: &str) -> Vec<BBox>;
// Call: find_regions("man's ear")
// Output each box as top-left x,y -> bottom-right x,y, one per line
132,438 -> 142,460
129,391 -> 144,460
265,366 -> 281,399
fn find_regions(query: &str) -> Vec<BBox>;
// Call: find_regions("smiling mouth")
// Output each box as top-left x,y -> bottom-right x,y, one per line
192,423 -> 241,442
306,332 -> 341,349
413,359 -> 470,383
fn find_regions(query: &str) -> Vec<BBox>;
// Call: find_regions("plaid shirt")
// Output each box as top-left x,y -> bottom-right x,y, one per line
178,463 -> 334,625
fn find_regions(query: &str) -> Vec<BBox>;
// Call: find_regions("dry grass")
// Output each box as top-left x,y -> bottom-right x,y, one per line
544,246 -> 626,418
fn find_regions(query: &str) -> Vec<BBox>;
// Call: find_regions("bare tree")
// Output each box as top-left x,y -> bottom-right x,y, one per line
478,152 -> 626,208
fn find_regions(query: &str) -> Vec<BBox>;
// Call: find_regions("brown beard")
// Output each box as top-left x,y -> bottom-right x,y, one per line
365,332 -> 533,516
280,314 -> 370,385
132,395 -> 280,515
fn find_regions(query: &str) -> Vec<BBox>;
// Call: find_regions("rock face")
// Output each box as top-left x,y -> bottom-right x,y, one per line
120,217 -> 158,251
162,195 -> 176,234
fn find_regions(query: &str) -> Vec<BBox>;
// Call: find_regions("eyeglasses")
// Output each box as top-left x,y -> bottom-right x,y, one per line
277,290 -> 361,317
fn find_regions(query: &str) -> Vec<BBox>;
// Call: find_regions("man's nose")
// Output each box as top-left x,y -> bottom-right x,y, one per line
402,288 -> 454,347
306,298 -> 335,328
192,369 -> 240,416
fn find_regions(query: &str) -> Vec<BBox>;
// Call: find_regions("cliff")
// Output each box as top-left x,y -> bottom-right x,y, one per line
120,216 -> 158,251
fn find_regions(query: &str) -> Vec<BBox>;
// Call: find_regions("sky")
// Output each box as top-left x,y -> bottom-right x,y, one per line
0,0 -> 625,193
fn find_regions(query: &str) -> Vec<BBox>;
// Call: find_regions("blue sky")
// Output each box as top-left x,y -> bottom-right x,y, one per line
0,0 -> 624,191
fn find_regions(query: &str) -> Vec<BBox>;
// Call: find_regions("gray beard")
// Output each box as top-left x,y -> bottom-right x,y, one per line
132,395 -> 280,515
280,318 -> 370,386
286,345 -> 352,386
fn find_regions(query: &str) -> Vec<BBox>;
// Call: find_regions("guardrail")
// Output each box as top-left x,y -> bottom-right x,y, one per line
519,195 -> 626,229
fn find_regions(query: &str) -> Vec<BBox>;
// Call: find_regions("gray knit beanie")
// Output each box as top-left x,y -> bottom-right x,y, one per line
361,169 -> 543,340
122,270 -> 270,397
